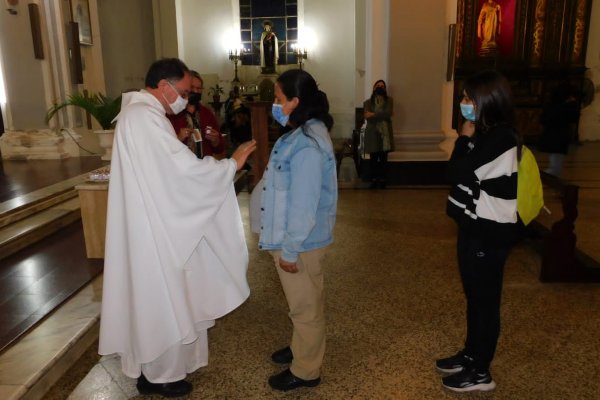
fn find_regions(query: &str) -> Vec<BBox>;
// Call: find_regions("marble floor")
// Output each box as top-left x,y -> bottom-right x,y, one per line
0,140 -> 588,399
35,141 -> 600,400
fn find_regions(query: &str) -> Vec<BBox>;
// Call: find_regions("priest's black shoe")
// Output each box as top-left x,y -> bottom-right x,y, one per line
136,374 -> 193,398
271,346 -> 293,364
268,368 -> 321,391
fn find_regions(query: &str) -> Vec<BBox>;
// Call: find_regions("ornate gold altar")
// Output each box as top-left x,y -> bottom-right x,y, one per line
452,0 -> 592,143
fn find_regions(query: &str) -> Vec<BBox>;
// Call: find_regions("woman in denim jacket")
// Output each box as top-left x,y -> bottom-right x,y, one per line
258,69 -> 337,392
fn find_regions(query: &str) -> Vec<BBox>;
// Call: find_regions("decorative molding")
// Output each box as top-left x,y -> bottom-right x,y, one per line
456,0 -> 464,60
67,22 -> 83,84
531,0 -> 546,65
571,0 -> 587,64
447,24 -> 457,82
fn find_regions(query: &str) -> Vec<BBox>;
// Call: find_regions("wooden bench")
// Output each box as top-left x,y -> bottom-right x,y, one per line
528,172 -> 600,282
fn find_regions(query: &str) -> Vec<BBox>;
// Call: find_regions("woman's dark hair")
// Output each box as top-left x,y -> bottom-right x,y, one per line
463,70 -> 514,132
145,58 -> 189,88
463,70 -> 522,156
373,79 -> 386,90
276,69 -> 334,131
370,79 -> 388,104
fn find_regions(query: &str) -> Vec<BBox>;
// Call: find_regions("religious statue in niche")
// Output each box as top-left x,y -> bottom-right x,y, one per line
260,20 -> 278,74
477,0 -> 502,55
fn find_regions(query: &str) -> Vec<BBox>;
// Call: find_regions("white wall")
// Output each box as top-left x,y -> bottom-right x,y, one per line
304,0 -> 355,138
153,0 -> 179,58
98,0 -> 156,97
388,0 -> 447,134
355,0 -> 366,107
177,0 -> 235,92
364,0 -> 389,98
0,1 -> 48,129
178,0 -> 233,75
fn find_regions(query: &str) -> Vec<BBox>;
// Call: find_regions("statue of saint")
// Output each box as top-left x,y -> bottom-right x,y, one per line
477,0 -> 502,55
260,21 -> 278,74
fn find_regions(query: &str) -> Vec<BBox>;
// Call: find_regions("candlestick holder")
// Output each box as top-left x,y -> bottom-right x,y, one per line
228,48 -> 245,84
292,44 -> 308,70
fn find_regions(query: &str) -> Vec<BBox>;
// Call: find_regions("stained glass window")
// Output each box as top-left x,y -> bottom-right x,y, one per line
239,0 -> 299,66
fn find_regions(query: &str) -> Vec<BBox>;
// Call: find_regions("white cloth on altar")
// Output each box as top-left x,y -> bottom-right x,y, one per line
98,90 -> 250,379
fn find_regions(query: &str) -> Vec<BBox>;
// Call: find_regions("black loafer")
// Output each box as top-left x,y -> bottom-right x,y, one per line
271,346 -> 293,364
268,368 -> 320,391
137,374 -> 192,398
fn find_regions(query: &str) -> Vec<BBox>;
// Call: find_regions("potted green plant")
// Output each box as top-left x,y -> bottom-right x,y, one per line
209,84 -> 224,103
45,92 -> 122,160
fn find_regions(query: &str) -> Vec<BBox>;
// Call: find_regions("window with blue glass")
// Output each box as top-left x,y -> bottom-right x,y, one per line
239,0 -> 299,68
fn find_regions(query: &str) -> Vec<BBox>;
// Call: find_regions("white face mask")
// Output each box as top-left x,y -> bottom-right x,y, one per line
164,81 -> 188,114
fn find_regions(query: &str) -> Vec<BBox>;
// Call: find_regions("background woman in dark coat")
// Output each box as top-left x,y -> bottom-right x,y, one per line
363,80 -> 394,188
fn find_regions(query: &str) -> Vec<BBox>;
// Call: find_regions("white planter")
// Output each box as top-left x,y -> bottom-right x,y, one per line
96,129 -> 115,160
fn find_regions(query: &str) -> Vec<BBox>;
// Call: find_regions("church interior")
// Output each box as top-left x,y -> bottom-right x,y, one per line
0,0 -> 599,399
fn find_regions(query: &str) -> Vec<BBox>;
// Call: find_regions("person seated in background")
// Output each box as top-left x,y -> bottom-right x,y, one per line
230,104 -> 252,147
168,70 -> 226,159
223,88 -> 252,148
223,88 -> 240,118
538,81 -> 580,177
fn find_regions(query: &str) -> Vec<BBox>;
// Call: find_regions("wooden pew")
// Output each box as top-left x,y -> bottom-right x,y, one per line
528,171 -> 600,282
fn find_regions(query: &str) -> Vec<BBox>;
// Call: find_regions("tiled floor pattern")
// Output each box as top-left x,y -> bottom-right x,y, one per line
54,180 -> 600,399
3,141 -> 598,399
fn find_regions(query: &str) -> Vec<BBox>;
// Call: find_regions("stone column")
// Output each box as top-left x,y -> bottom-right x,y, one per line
364,0 -> 389,95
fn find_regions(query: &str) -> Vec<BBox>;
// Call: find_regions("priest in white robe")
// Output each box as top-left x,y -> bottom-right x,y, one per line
98,58 -> 256,398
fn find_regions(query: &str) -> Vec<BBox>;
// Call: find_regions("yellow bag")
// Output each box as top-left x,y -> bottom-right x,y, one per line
517,145 -> 544,225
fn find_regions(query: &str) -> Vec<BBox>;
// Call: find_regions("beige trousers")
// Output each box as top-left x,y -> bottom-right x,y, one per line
271,248 -> 327,380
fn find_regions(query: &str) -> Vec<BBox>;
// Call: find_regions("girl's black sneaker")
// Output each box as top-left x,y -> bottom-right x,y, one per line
442,367 -> 496,392
435,351 -> 474,374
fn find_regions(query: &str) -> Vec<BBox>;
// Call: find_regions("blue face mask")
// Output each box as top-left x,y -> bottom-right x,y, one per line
460,103 -> 476,121
272,103 -> 290,127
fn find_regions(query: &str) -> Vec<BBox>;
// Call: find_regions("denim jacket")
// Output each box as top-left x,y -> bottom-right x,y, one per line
258,119 -> 338,262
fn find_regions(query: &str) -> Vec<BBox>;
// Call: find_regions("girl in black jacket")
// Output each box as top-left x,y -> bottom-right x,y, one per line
437,70 -> 522,392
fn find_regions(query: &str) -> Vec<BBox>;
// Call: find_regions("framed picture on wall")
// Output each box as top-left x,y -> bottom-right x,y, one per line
238,0 -> 298,67
476,0 -> 516,57
455,0 -> 529,65
73,0 -> 92,45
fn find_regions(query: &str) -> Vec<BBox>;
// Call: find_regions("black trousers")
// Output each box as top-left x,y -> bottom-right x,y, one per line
369,151 -> 388,181
457,229 -> 511,370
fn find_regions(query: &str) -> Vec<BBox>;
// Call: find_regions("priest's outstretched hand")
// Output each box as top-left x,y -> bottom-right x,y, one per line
231,139 -> 257,170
